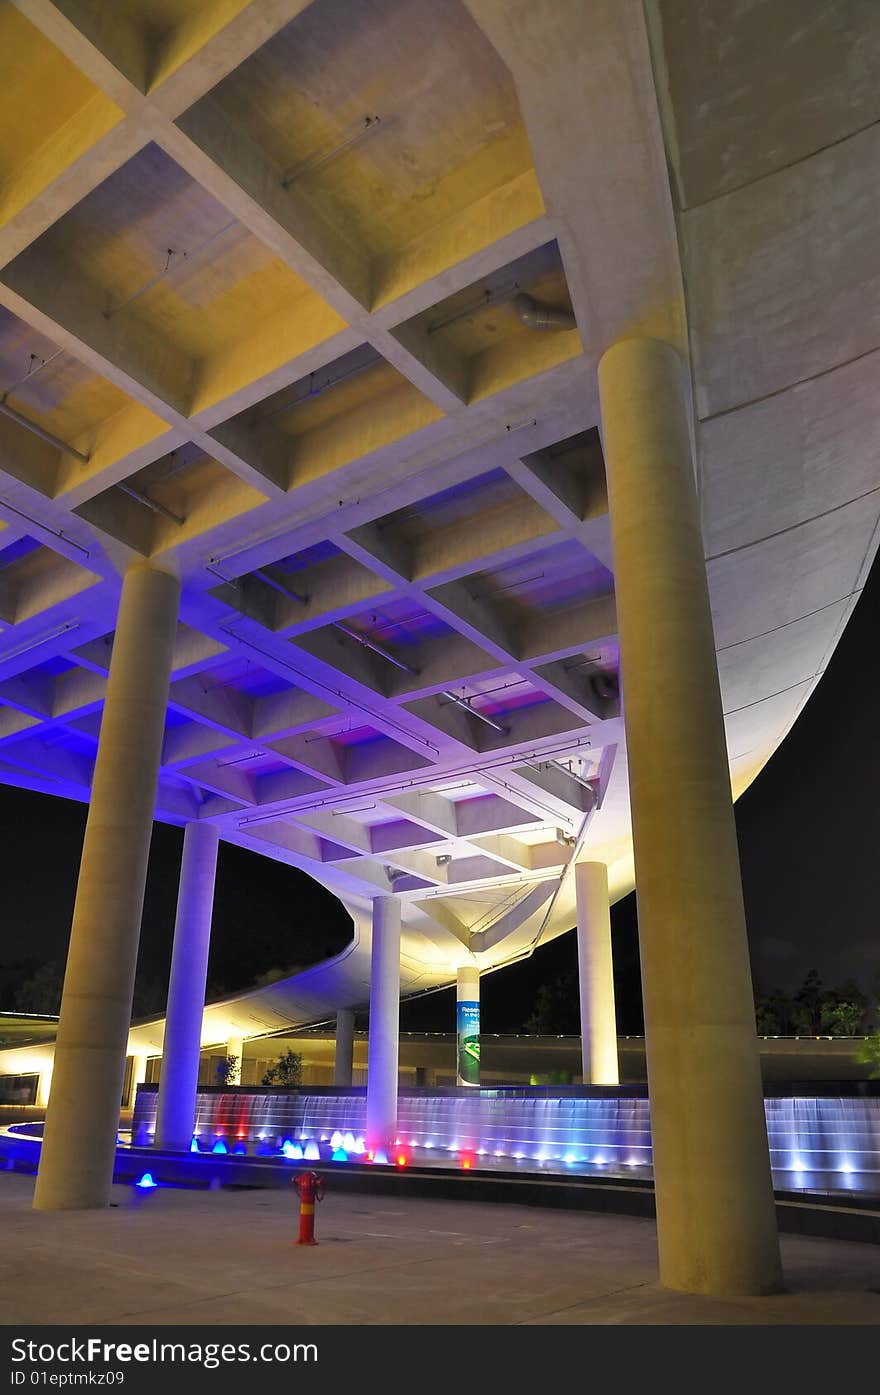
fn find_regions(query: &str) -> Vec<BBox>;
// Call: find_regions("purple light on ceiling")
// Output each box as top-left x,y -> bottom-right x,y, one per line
30,654 -> 77,679
331,724 -> 383,748
478,687 -> 548,719
276,539 -> 341,572
0,535 -> 42,567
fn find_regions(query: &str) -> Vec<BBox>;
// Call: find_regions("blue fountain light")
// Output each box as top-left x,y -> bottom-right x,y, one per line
212,1139 -> 227,1155
135,1172 -> 157,1189
331,1148 -> 348,1162
190,1137 -> 200,1153
126,1086 -> 880,1193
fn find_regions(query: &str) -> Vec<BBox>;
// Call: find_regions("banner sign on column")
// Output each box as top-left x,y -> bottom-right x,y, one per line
457,1000 -> 480,1085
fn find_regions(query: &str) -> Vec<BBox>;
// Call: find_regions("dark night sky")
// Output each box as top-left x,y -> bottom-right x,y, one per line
1,551 -> 878,1031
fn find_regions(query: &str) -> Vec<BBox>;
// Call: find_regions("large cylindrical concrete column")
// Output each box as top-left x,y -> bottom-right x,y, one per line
34,563 -> 180,1211
365,896 -> 400,1152
575,862 -> 619,1086
155,822 -> 220,1150
225,1036 -> 243,1086
334,1008 -> 355,1087
456,965 -> 480,1086
598,338 -> 781,1296
128,1053 -> 148,1108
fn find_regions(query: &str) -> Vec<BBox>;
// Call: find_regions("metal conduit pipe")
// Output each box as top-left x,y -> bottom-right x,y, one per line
0,398 -> 90,464
441,689 -> 508,735
116,482 -> 184,526
551,759 -> 595,789
332,616 -> 509,735
334,621 -> 420,677
513,292 -> 576,332
253,568 -> 308,605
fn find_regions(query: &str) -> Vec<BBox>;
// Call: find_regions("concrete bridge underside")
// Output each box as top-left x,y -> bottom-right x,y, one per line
0,0 -> 876,1295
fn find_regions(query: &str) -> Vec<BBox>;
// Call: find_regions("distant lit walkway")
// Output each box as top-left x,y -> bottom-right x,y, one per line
0,1175 -> 877,1325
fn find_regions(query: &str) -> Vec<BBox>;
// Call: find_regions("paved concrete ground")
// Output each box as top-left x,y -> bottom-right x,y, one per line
0,1173 -> 877,1325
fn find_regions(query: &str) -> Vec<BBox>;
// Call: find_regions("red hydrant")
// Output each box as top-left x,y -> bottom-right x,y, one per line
292,1170 -> 325,1245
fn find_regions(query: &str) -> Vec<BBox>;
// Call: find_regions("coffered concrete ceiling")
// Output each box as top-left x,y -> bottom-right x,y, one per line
0,0 -> 877,1058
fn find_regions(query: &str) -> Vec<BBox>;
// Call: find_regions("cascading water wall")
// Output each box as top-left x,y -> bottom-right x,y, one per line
765,1096 -> 880,1179
131,1087 -> 880,1190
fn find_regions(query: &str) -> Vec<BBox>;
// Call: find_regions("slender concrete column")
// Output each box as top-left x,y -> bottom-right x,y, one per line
128,1053 -> 148,1107
575,862 -> 619,1086
154,822 -> 220,1150
225,1037 -> 244,1086
365,896 -> 401,1151
34,563 -> 180,1211
598,338 -> 781,1296
334,1008 -> 355,1087
456,965 -> 480,1086
35,1066 -> 52,1110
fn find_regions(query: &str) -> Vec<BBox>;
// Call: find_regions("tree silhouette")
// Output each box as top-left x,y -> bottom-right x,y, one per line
261,1048 -> 303,1087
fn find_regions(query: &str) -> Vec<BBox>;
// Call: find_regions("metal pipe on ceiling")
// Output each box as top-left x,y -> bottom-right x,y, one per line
441,688 -> 508,735
103,219 -> 238,320
513,292 -> 576,331
281,115 -> 382,187
253,354 -> 381,426
426,280 -> 521,336
550,759 -> 596,791
253,568 -> 309,605
2,349 -> 65,400
0,497 -> 90,559
0,618 -> 81,666
0,398 -> 90,464
116,482 -> 185,526
334,620 -> 419,676
236,732 -> 592,827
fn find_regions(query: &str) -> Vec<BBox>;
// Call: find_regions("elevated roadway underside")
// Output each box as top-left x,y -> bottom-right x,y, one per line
0,0 -> 878,1075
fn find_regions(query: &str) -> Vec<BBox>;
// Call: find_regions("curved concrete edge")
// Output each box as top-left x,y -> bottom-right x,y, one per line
2,1128 -> 878,1246
0,863 -> 600,1081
